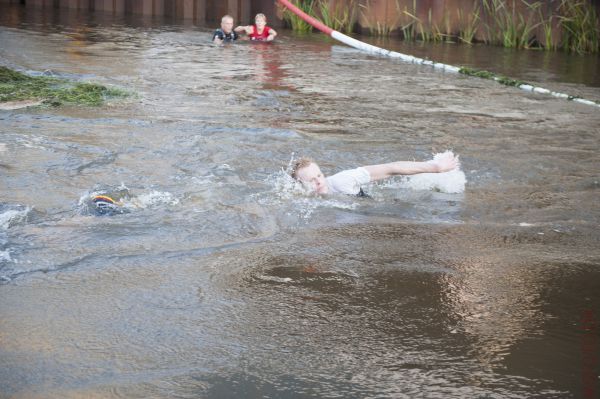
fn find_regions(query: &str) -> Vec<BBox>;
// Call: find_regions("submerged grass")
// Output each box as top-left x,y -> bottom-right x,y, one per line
0,66 -> 128,106
460,66 -> 600,105
459,66 -> 529,87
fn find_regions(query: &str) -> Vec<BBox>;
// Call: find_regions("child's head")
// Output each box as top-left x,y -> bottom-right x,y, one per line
255,13 -> 267,27
291,158 -> 329,194
221,15 -> 234,33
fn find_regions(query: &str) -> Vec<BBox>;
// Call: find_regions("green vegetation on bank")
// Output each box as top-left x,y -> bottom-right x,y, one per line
0,66 -> 128,106
281,0 -> 600,54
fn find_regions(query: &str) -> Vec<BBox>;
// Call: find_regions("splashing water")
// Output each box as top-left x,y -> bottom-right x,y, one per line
395,151 -> 466,194
257,167 -> 359,221
77,185 -> 179,216
0,205 -> 31,274
130,190 -> 180,209
0,205 -> 31,230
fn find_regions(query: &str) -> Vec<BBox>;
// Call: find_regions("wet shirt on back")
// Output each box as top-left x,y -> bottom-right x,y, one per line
212,29 -> 239,42
326,167 -> 371,196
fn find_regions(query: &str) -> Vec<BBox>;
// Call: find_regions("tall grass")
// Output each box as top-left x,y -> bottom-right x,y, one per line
539,7 -> 556,51
281,0 -> 315,33
559,0 -> 600,53
482,0 -> 541,49
281,0 -> 600,53
359,0 -> 402,36
398,0 -> 418,40
457,2 -> 481,44
316,0 -> 358,35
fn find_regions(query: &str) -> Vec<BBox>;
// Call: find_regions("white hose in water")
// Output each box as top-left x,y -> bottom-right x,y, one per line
278,0 -> 600,109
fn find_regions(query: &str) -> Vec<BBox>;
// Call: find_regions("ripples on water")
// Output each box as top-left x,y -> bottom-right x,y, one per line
1,6 -> 600,398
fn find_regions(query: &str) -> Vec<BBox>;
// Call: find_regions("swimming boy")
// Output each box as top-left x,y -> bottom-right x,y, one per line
235,13 -> 277,42
90,194 -> 128,216
213,15 -> 239,43
291,152 -> 460,196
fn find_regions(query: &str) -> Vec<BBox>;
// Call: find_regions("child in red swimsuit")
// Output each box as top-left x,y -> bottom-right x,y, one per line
235,13 -> 278,42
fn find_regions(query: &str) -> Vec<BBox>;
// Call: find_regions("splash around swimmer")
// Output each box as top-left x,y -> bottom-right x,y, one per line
291,152 -> 460,196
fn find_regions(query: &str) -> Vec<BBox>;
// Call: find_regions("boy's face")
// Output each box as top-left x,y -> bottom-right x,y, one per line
255,16 -> 266,28
296,162 -> 329,194
221,17 -> 234,33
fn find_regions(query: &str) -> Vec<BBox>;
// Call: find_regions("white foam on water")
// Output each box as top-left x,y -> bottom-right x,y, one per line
129,191 -> 180,209
15,135 -> 47,150
396,151 -> 466,194
79,185 -> 179,213
0,207 -> 31,230
0,249 -> 12,263
256,275 -> 293,283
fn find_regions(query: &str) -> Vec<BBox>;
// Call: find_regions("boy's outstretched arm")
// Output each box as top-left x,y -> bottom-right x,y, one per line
363,152 -> 459,182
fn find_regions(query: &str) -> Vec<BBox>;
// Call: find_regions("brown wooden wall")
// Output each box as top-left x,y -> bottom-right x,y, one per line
0,0 -> 281,25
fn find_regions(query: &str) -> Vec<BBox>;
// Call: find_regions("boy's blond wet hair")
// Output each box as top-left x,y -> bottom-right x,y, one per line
255,13 -> 267,22
221,15 -> 234,23
291,157 -> 314,180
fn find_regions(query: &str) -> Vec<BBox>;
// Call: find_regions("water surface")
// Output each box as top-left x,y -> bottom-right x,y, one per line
1,6 -> 599,398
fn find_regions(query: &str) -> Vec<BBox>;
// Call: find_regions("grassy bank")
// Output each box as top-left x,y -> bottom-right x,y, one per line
0,66 -> 128,107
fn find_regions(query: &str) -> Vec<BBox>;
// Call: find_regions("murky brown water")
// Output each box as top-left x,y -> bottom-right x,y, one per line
1,5 -> 600,399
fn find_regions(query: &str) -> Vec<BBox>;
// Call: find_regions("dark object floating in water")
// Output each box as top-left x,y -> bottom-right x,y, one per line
91,194 -> 128,216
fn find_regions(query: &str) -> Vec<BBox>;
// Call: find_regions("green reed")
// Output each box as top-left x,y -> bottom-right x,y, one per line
0,66 -> 128,106
398,0 -> 418,40
539,8 -> 556,50
316,0 -> 358,35
457,2 -> 481,44
428,9 -> 446,42
482,0 -> 542,49
281,0 -> 315,33
285,0 -> 599,54
401,9 -> 424,40
559,0 -> 599,53
360,0 -> 402,36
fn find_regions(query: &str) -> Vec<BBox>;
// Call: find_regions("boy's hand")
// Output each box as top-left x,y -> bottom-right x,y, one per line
432,152 -> 459,173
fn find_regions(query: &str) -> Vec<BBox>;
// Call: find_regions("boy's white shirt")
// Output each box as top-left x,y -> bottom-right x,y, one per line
326,167 -> 371,195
